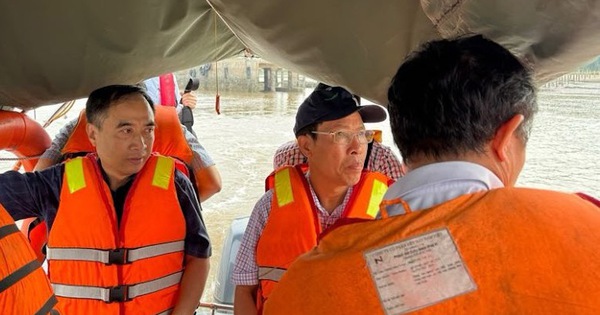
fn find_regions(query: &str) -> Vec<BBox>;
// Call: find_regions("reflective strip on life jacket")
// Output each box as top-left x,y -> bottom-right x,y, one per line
274,168 -> 294,207
152,155 -> 174,189
46,240 -> 184,264
258,267 -> 287,282
65,157 -> 86,193
366,178 -> 388,218
52,271 -> 182,302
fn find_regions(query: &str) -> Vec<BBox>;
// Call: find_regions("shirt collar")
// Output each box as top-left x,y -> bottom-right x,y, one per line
383,161 -> 504,214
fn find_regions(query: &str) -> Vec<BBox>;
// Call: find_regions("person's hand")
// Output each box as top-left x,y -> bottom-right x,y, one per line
181,91 -> 197,109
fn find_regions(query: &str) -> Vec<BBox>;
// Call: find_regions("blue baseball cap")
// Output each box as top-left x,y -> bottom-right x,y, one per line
294,83 -> 387,136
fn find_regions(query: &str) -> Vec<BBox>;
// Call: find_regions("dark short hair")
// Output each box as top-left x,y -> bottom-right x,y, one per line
387,34 -> 537,164
295,122 -> 320,139
86,85 -> 154,127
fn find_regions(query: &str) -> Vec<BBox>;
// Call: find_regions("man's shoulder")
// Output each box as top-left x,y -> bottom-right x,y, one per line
490,187 -> 600,211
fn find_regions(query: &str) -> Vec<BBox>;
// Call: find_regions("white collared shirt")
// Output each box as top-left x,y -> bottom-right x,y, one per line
382,161 -> 504,216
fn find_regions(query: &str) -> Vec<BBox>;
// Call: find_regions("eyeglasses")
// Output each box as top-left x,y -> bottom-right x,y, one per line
311,130 -> 375,145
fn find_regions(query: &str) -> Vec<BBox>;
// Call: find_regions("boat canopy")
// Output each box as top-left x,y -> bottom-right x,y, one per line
1,0 -> 600,109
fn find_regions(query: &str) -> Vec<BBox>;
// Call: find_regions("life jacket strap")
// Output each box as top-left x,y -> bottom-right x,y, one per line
0,259 -> 41,293
258,266 -> 287,282
46,240 -> 184,265
52,271 -> 183,303
0,223 -> 18,239
35,295 -> 59,315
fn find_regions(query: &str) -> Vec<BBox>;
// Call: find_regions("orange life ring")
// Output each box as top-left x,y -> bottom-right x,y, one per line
0,110 -> 51,171
1,110 -> 52,263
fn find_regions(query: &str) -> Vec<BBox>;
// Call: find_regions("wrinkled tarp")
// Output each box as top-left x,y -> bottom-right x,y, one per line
211,0 -> 600,105
0,0 -> 244,109
1,0 -> 600,109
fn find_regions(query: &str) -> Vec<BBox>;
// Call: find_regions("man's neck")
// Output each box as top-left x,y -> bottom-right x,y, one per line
97,159 -> 135,191
308,175 -> 349,214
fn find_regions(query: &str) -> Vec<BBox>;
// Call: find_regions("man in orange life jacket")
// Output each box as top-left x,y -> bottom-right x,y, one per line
0,204 -> 58,315
232,84 -> 394,314
263,35 -> 600,315
35,75 -> 222,202
0,85 -> 211,314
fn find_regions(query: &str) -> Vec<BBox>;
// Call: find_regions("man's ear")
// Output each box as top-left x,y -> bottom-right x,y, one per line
297,135 -> 314,159
491,114 -> 524,161
86,123 -> 98,147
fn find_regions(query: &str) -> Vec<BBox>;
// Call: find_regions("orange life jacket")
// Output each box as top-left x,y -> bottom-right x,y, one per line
0,205 -> 58,315
256,165 -> 392,311
263,188 -> 600,315
24,106 -> 194,264
46,154 -> 186,314
61,106 -> 193,164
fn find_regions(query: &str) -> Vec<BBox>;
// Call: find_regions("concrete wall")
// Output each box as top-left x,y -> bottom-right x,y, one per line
176,57 -> 315,93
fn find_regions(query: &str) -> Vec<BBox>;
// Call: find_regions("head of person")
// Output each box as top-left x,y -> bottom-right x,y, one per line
85,85 -> 155,186
387,34 -> 537,185
294,83 -> 387,187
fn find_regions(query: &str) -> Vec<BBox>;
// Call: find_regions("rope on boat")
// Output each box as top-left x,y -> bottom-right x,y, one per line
0,155 -> 42,161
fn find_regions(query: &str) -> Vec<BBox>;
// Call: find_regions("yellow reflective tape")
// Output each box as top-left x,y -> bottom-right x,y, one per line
274,168 -> 294,207
65,158 -> 86,194
152,156 -> 174,189
366,179 -> 388,218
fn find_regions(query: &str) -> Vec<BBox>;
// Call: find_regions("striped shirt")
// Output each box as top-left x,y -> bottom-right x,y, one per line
273,140 -> 405,180
232,175 -> 353,285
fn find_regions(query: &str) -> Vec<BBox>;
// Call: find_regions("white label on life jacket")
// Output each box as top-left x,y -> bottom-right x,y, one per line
364,228 -> 476,315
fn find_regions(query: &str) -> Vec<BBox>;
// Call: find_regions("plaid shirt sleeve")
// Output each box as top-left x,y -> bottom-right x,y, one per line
232,190 -> 273,285
273,140 -> 307,169
367,142 -> 406,180
40,118 -> 78,162
179,124 -> 216,170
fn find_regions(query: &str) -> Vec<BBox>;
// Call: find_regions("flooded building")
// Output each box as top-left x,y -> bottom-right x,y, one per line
177,56 -> 316,93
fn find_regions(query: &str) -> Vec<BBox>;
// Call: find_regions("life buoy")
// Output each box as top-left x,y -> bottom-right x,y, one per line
0,110 -> 51,171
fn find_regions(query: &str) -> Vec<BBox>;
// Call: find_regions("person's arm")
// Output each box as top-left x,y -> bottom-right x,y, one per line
0,165 -> 63,220
34,117 -> 78,171
181,125 -> 222,202
173,170 -> 212,311
172,255 -> 210,315
232,191 -> 273,314
180,91 -> 197,109
234,285 -> 259,315
195,166 -> 222,202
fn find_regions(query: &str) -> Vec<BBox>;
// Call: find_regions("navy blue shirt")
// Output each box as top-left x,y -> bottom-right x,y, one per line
0,161 -> 211,258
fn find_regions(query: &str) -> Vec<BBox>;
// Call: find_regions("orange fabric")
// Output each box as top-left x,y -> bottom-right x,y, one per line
0,205 -> 56,315
18,217 -> 47,263
0,110 -> 51,171
264,188 -> 600,315
256,165 -> 391,309
47,155 -> 186,314
61,106 -> 193,164
61,110 -> 94,156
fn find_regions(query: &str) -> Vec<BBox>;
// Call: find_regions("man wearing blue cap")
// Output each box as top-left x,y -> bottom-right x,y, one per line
232,84 -> 394,314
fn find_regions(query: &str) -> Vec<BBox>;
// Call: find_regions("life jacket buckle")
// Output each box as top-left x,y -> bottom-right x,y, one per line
107,285 -> 129,303
108,248 -> 129,265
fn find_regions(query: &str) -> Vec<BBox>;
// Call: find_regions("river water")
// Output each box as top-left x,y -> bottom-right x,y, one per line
1,81 -> 599,303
